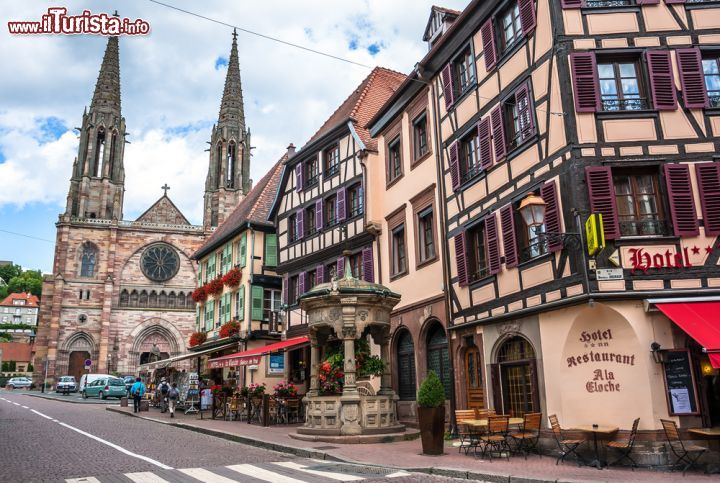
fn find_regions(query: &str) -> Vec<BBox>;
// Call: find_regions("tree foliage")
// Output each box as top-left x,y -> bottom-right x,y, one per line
2,268 -> 43,298
417,370 -> 446,408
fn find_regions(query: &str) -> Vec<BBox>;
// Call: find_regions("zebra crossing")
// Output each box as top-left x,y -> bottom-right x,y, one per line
64,459 -> 412,483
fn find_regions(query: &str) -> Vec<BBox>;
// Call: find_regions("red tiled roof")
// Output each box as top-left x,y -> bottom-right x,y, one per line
302,67 -> 406,152
193,155 -> 286,259
0,342 -> 32,362
0,292 -> 39,307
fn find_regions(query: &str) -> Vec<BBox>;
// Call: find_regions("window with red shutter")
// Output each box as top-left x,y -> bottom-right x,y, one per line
481,19 -> 497,71
486,213 -> 502,274
490,106 -> 507,161
336,187 -> 346,222
337,257 -> 345,278
315,199 -> 323,231
441,63 -> 454,110
664,164 -> 699,237
646,50 -> 677,110
514,81 -> 536,142
298,271 -> 306,297
282,275 -> 288,304
316,264 -> 325,285
613,168 -> 668,236
500,204 -> 519,268
695,162 -> 720,235
478,117 -> 493,170
570,52 -> 601,113
296,209 -> 304,240
676,48 -> 708,109
295,163 -> 303,192
449,141 -> 461,191
362,247 -> 374,283
454,232 -> 470,286
518,0 -> 536,35
460,128 -> 481,183
540,181 -> 563,252
585,166 -> 620,240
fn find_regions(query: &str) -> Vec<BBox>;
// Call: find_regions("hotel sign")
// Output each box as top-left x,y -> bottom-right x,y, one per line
585,213 -> 604,256
566,329 -> 636,394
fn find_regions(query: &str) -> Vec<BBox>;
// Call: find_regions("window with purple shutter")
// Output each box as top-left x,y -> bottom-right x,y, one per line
282,275 -> 288,304
490,106 -> 506,161
454,232 -> 469,286
296,209 -> 304,240
295,163 -> 303,192
486,213 -> 501,274
570,52 -> 601,113
315,199 -> 323,231
478,117 -> 493,170
499,205 -> 518,268
449,141 -> 461,191
336,257 -> 345,278
695,162 -> 720,235
316,264 -> 325,284
441,63 -> 454,110
585,167 -> 620,240
540,181 -> 563,252
518,0 -> 536,35
336,187 -> 346,222
481,19 -> 497,71
362,247 -> 374,283
560,0 -> 585,7
646,50 -> 677,110
515,82 -> 536,141
298,271 -> 306,296
664,164 -> 699,237
676,48 -> 708,109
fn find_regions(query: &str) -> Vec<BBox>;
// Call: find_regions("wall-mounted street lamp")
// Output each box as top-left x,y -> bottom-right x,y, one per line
517,193 -> 581,249
650,341 -> 667,364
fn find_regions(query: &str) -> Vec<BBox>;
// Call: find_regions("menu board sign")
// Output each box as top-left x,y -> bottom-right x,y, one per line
662,349 -> 699,415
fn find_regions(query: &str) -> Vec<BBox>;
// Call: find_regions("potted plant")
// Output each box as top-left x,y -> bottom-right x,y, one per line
189,331 -> 207,347
191,286 -> 207,303
417,371 -> 446,455
219,320 -> 240,338
273,380 -> 299,398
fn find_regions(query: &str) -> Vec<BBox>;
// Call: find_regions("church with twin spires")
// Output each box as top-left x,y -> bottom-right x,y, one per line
33,31 -> 251,385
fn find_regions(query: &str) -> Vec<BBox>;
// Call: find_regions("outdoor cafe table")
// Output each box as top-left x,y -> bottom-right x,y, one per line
688,427 -> 720,474
572,425 -> 619,469
465,417 -> 525,428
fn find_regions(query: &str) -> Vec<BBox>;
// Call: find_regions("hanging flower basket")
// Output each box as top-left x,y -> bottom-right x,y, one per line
206,277 -> 224,296
222,268 -> 242,288
191,286 -> 208,303
219,320 -> 240,338
189,331 -> 207,347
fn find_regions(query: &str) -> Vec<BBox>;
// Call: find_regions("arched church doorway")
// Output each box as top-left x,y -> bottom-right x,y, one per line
64,332 -> 95,382
68,351 -> 90,381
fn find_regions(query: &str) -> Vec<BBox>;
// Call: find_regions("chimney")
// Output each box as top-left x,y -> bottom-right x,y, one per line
286,143 -> 296,158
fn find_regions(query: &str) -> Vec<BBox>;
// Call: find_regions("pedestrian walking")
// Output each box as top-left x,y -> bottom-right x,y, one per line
159,378 -> 169,413
168,383 -> 179,418
130,377 -> 145,413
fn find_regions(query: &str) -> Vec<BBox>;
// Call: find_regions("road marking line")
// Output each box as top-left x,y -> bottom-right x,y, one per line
272,461 -> 363,481
124,472 -> 171,483
227,464 -> 306,482
26,406 -> 172,470
21,405 -> 28,408
178,468 -> 240,482
387,471 -> 412,478
12,402 -> 20,405
65,478 -> 101,483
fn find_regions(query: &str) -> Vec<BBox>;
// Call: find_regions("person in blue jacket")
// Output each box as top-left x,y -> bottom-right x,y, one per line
130,377 -> 146,413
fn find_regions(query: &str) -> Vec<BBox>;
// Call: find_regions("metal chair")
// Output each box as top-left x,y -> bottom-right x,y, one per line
478,415 -> 511,461
455,409 -> 479,454
285,398 -> 301,424
510,412 -> 542,459
660,419 -> 707,475
549,414 -> 586,466
606,418 -> 640,469
224,395 -> 239,421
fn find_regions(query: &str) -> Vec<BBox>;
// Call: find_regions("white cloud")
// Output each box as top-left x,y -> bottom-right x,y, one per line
0,0 -> 470,225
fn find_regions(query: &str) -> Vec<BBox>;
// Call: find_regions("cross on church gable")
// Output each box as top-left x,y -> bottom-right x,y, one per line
161,184 -> 170,196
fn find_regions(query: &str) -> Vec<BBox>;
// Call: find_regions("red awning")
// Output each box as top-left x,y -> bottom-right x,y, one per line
656,302 -> 720,368
207,336 -> 309,369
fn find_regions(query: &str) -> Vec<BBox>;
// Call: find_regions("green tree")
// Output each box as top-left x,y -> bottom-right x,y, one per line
0,263 -> 22,286
7,270 -> 43,298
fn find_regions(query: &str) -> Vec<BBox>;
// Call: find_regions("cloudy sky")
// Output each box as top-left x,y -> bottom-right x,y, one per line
0,0 -> 468,273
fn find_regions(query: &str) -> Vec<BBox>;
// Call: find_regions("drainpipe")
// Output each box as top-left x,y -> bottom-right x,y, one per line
422,63 -> 458,434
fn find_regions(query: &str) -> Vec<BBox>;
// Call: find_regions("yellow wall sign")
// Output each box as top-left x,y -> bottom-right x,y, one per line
585,213 -> 605,256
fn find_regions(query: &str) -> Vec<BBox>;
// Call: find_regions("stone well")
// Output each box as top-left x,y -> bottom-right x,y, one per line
294,264 -> 404,438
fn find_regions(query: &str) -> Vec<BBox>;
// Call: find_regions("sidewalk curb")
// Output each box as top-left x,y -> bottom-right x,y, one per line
106,407 -> 606,482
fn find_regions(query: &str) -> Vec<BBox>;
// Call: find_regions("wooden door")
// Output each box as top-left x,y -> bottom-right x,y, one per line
465,347 -> 484,409
68,351 -> 90,382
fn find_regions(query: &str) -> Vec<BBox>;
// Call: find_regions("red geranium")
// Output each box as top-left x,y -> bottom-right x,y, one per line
219,320 -> 240,338
206,277 -> 224,296
189,331 -> 207,347
191,286 -> 208,303
222,268 -> 242,288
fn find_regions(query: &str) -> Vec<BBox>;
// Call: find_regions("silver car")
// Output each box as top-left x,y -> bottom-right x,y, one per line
5,377 -> 32,389
56,376 -> 77,394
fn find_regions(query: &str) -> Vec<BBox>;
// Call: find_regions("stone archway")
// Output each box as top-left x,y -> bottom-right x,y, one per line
126,318 -> 184,373
60,332 -> 97,381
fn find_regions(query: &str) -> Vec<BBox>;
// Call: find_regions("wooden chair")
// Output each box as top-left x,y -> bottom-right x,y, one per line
606,417 -> 640,469
549,414 -> 586,466
455,409 -> 479,454
660,419 -> 707,475
476,409 -> 496,418
478,415 -> 511,461
510,412 -> 542,459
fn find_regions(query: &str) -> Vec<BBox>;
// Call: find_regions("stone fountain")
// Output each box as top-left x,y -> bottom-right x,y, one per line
293,257 -> 405,439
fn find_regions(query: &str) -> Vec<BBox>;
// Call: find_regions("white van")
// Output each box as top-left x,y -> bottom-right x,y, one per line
78,373 -> 113,392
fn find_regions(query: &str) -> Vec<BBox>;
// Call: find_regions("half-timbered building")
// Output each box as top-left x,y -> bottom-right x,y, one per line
387,0 -> 720,438
270,67 -> 406,392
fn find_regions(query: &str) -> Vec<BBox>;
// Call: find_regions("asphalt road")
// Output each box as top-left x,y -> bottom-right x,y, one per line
0,390 -> 468,483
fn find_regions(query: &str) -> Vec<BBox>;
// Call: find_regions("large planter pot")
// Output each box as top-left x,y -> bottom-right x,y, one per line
417,406 -> 445,455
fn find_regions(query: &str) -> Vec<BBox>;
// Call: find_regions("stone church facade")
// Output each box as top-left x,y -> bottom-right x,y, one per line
33,31 -> 251,385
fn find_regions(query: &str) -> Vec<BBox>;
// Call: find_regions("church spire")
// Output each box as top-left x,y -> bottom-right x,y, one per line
218,29 -> 245,131
90,36 -> 121,116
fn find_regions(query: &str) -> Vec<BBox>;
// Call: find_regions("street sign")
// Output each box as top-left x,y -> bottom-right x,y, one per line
596,268 -> 624,281
84,359 -> 92,367
585,213 -> 605,256
608,249 -> 621,267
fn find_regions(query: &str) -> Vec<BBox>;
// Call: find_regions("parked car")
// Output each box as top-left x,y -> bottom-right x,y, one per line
78,373 -> 113,392
56,376 -> 77,394
122,375 -> 135,394
5,377 -> 32,389
82,377 -> 126,399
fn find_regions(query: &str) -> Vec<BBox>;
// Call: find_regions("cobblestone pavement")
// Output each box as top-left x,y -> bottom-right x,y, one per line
0,390 -> 467,482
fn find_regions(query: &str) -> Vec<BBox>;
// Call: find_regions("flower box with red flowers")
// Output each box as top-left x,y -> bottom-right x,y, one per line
219,320 -> 240,338
222,268 -> 242,288
206,277 -> 224,296
191,286 -> 208,303
189,331 -> 207,347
